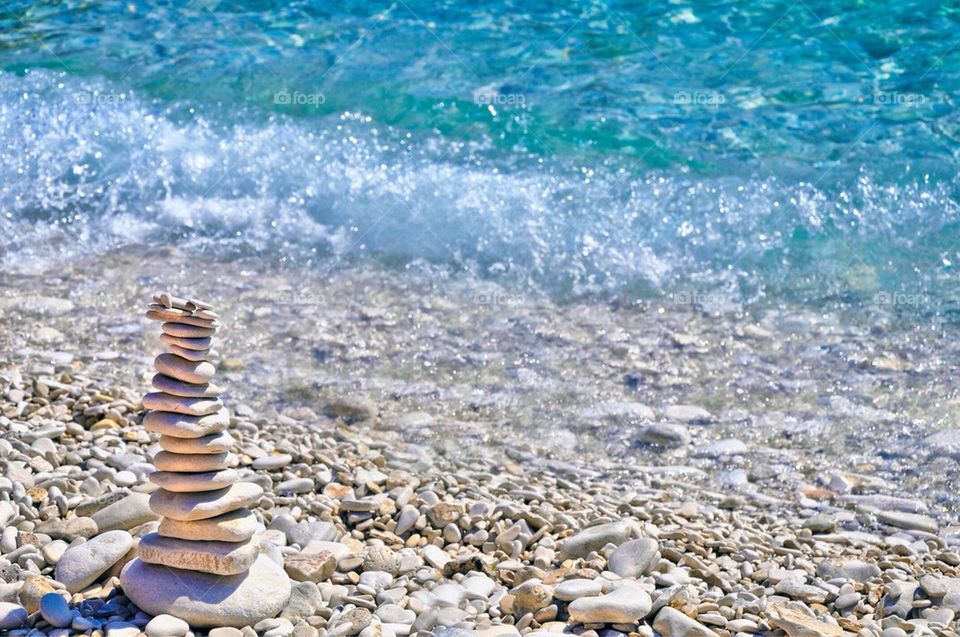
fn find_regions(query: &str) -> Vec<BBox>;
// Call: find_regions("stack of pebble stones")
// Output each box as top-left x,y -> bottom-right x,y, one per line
120,293 -> 290,627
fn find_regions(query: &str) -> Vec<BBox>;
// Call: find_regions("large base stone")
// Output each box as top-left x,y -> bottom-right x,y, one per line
120,554 -> 291,627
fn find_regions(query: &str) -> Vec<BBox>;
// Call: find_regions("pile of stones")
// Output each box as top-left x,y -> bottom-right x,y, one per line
120,293 -> 290,627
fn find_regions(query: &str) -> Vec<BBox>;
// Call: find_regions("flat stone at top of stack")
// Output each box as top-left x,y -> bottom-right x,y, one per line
122,293 -> 290,628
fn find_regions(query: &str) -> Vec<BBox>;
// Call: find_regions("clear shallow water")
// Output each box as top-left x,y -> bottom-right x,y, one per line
3,0 -> 960,310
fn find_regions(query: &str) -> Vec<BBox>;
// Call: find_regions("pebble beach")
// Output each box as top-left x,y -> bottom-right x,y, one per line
0,249 -> 958,636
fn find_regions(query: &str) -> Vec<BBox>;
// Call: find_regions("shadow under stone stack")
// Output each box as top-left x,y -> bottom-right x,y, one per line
121,293 -> 290,628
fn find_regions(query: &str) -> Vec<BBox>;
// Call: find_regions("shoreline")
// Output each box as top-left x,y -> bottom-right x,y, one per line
1,246 -> 957,515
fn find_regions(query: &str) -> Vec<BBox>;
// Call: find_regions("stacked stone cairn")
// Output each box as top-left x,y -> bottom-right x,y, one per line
121,293 -> 290,627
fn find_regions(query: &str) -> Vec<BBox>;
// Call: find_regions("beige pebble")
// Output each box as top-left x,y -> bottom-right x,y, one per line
149,468 -> 238,492
153,451 -> 237,473
158,508 -> 258,543
143,392 -> 223,416
155,353 -> 217,384
143,408 -> 230,438
150,482 -> 263,521
159,431 -> 235,454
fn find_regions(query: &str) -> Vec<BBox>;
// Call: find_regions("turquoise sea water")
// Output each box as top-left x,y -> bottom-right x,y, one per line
3,0 -> 960,311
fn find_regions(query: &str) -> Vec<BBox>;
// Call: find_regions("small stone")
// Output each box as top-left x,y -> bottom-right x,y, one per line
159,430 -> 235,454
149,482 -> 262,520
143,392 -> 223,417
637,423 -> 690,447
209,629 -> 244,637
162,321 -> 217,338
152,374 -> 222,398
253,454 -> 294,471
766,602 -> 842,637
105,620 -> 140,637
512,579 -> 554,614
802,513 -> 837,533
652,607 -> 717,636
664,405 -> 713,423
607,537 -> 659,577
567,585 -> 651,624
323,396 -> 378,421
34,517 -> 99,540
150,468 -> 239,492
154,450 -> 236,472
18,574 -> 55,613
55,530 -> 134,593
277,478 -> 314,494
559,519 -> 636,560
0,602 -> 27,630
91,492 -> 159,532
158,508 -> 259,542
155,353 -> 217,384
144,409 -> 230,438
284,552 -> 337,582
40,592 -> 72,628
281,581 -> 324,621
421,545 -> 451,570
138,533 -> 259,576
145,614 -> 190,637
554,579 -> 602,602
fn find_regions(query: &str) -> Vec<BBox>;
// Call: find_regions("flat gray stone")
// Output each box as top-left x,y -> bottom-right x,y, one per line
145,614 -> 190,637
143,409 -> 230,438
121,554 -> 291,628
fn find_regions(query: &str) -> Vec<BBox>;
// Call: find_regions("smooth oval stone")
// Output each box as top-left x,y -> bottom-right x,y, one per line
138,533 -> 259,576
162,322 -> 217,338
160,431 -> 235,454
150,469 -> 239,493
167,344 -> 218,362
155,353 -> 217,384
121,554 -> 291,628
145,614 -> 190,637
39,593 -> 72,628
159,508 -> 258,542
152,374 -> 222,398
160,333 -> 213,351
143,392 -> 223,416
154,451 -> 237,473
147,310 -> 221,329
568,585 -> 651,624
143,409 -> 230,438
55,530 -> 134,593
150,482 -> 263,521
